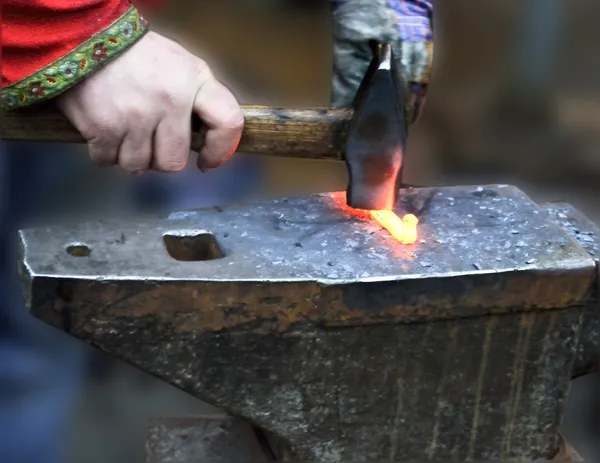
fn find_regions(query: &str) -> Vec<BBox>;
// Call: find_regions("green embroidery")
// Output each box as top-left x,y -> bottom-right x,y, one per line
1,6 -> 149,111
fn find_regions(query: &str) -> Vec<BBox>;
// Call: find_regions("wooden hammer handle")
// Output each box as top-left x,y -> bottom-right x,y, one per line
1,104 -> 354,161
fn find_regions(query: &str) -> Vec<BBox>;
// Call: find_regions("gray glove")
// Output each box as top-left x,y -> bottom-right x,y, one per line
331,0 -> 433,124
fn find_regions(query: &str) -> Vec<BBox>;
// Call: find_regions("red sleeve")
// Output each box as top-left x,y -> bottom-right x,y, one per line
1,0 -> 149,110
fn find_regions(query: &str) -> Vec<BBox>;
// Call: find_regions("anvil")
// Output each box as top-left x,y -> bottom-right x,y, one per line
17,185 -> 600,462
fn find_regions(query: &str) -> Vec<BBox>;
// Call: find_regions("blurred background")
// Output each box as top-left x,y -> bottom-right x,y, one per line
5,0 -> 600,461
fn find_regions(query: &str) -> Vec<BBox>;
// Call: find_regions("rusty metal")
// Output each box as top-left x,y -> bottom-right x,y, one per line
551,440 -> 584,462
145,417 -> 582,463
17,184 -> 599,462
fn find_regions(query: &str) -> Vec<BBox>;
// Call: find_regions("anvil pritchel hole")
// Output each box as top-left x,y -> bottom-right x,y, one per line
163,231 -> 225,262
66,242 -> 91,257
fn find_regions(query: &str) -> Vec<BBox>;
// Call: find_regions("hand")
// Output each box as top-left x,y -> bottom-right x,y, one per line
56,31 -> 244,174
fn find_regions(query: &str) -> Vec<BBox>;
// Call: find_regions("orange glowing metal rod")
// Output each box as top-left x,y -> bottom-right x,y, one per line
401,213 -> 419,244
369,210 -> 419,245
370,210 -> 405,242
324,193 -> 419,245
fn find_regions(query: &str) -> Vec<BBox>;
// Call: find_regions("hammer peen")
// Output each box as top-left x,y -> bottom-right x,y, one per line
1,43 -> 407,211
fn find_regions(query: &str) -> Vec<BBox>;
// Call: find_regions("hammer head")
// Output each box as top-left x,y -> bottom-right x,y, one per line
345,43 -> 407,211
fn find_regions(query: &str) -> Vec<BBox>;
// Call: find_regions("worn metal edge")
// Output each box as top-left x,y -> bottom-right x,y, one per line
541,202 -> 600,379
22,265 -> 595,331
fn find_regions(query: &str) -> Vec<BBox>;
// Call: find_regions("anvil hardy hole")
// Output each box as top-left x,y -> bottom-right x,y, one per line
66,242 -> 91,257
163,230 -> 225,262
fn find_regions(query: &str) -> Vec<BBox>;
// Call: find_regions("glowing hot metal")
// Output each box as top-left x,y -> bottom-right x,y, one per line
370,210 -> 419,245
324,192 -> 419,245
401,213 -> 418,244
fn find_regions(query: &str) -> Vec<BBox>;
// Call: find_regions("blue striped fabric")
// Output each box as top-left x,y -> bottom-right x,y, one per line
388,0 -> 433,42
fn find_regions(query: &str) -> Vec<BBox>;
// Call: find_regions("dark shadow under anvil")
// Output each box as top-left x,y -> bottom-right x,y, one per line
16,185 -> 600,462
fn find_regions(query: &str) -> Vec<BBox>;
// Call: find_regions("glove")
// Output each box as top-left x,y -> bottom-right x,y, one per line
331,0 -> 433,124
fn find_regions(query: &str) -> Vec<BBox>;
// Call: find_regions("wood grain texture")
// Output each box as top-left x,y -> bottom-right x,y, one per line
1,104 -> 353,160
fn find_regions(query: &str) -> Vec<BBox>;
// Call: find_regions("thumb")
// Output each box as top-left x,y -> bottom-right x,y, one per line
192,77 -> 244,171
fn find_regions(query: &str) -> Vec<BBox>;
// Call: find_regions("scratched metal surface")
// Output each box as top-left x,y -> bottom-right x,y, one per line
146,415 -> 268,462
16,185 -> 599,462
541,202 -> 600,379
542,202 -> 600,260
18,184 -> 592,279
18,185 -> 595,323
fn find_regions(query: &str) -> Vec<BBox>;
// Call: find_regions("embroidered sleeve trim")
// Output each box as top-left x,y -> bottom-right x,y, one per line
1,6 -> 149,111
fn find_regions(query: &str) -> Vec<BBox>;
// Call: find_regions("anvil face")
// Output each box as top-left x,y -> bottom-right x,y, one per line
16,185 -> 598,462
19,185 -> 592,323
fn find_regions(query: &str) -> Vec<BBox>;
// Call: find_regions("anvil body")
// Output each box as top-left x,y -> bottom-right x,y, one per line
17,185 -> 600,462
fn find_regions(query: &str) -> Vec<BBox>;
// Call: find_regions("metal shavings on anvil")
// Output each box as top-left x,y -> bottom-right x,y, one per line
18,184 -> 587,289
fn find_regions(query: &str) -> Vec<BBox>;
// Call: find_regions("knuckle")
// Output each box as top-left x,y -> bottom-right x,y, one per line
125,107 -> 153,128
96,127 -> 124,143
77,121 -> 96,141
155,151 -> 188,172
88,141 -> 117,165
192,56 -> 209,71
87,131 -> 122,163
88,151 -> 115,165
79,119 -> 107,141
158,90 -> 183,110
83,114 -> 126,143
229,114 -> 245,131
120,155 -> 151,173
170,134 -> 189,153
154,132 -> 189,173
192,58 -> 212,81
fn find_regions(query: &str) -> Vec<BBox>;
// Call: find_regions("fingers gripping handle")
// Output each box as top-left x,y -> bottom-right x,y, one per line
1,104 -> 354,160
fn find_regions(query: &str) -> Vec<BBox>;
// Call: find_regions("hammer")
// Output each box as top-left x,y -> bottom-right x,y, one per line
1,43 -> 407,211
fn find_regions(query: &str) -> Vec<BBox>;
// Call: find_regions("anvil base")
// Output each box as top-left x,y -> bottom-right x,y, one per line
17,185 -> 600,462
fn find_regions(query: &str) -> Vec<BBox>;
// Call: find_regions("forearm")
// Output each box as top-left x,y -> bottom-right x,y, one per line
1,0 -> 149,110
